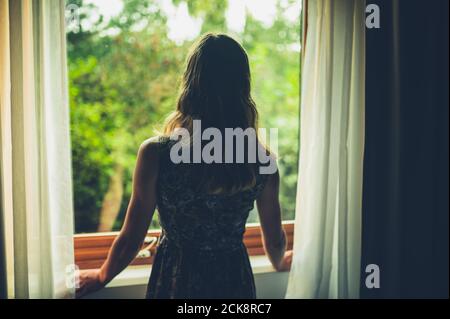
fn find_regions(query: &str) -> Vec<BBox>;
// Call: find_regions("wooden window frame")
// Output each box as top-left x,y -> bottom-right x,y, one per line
74,221 -> 294,270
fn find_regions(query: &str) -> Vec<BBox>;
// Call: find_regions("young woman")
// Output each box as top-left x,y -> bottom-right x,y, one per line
76,33 -> 292,299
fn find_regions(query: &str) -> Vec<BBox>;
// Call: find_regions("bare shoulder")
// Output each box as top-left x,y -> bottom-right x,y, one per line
138,136 -> 160,162
133,137 -> 160,195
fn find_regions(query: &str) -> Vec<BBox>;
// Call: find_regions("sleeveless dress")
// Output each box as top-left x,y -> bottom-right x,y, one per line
145,137 -> 269,299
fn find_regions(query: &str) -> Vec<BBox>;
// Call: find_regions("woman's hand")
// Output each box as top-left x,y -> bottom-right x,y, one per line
75,269 -> 105,298
276,250 -> 293,272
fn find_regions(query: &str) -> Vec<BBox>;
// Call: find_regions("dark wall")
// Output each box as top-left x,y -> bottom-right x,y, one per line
361,0 -> 449,298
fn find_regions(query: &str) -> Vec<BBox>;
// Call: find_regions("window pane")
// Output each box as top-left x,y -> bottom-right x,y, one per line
67,0 -> 300,233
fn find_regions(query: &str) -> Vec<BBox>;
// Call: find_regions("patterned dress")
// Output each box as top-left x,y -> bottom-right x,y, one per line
145,137 -> 269,299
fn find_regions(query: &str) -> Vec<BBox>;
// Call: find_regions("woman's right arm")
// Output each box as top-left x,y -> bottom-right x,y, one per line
256,170 -> 292,271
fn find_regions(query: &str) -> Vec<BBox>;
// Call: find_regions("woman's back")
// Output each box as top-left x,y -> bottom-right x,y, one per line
146,137 -> 268,298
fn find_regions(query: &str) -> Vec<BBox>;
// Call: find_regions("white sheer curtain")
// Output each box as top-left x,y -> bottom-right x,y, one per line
0,0 -> 13,299
0,0 -> 75,298
286,0 -> 366,298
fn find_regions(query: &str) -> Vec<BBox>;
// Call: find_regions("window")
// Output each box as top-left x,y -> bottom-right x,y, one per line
67,0 -> 300,269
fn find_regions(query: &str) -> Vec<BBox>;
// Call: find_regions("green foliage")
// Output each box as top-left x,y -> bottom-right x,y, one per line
67,0 -> 300,232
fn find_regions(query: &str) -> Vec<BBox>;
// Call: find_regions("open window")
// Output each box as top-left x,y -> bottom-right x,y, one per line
67,0 -> 300,269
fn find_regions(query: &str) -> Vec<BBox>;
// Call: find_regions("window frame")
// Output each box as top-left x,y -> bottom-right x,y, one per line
74,221 -> 294,270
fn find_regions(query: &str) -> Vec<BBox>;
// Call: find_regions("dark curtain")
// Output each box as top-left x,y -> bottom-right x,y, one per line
361,0 -> 449,298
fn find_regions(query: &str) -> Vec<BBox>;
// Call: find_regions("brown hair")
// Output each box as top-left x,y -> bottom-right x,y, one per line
163,33 -> 263,194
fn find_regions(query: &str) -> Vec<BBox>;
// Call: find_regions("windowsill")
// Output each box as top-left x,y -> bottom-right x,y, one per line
74,222 -> 294,270
105,255 -> 280,289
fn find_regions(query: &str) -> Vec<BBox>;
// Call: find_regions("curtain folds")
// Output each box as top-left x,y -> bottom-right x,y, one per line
286,0 -> 365,298
0,0 -> 12,299
0,0 -> 74,298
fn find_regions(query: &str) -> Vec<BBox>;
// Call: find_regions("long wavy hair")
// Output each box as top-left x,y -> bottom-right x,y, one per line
163,33 -> 262,194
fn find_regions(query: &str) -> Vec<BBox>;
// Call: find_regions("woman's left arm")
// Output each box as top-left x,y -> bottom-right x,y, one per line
76,138 -> 159,298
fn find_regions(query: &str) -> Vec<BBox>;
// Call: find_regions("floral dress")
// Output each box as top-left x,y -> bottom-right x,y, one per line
145,137 -> 269,299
